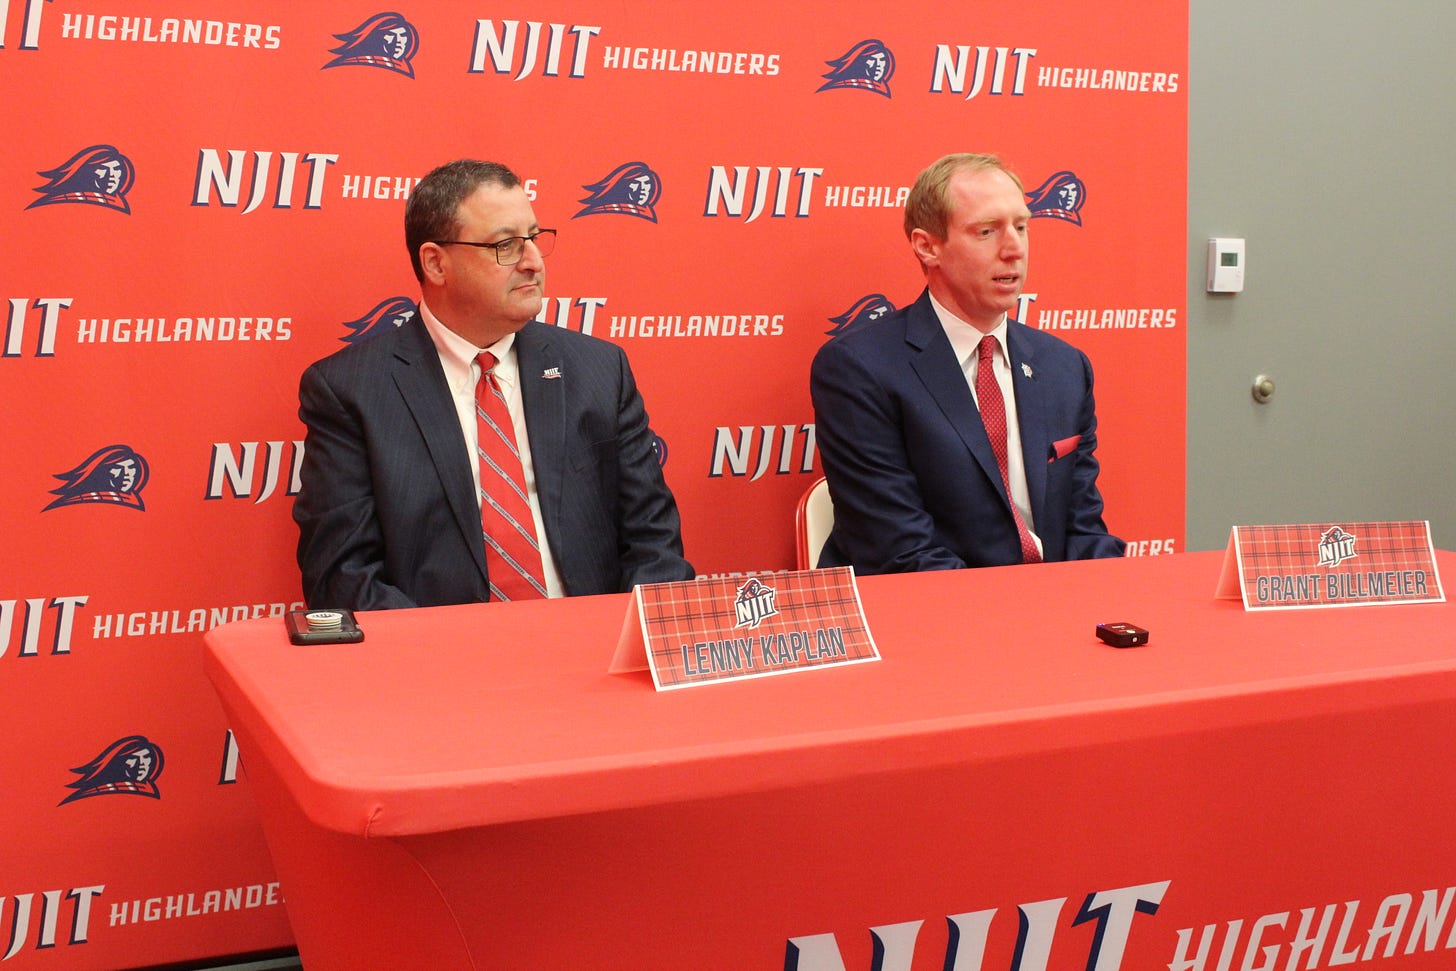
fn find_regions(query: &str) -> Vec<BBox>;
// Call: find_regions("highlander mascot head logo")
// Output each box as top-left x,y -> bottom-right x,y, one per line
825,293 -> 895,336
650,433 -> 669,468
43,444 -> 150,512
574,162 -> 661,222
1025,170 -> 1086,226
1318,526 -> 1358,568
733,577 -> 779,630
27,145 -> 135,214
324,12 -> 420,78
60,736 -> 164,805
817,39 -> 895,97
342,296 -> 417,343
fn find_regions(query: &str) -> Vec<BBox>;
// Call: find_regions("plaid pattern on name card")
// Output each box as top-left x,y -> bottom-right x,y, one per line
1232,521 -> 1444,610
630,567 -> 880,690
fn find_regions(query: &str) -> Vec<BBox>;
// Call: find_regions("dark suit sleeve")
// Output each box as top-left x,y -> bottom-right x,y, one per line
293,362 -> 416,611
607,351 -> 695,587
1059,352 -> 1125,561
810,336 -> 969,574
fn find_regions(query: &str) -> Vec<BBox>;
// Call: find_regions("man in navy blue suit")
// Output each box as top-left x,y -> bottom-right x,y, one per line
810,153 -> 1123,573
294,160 -> 693,609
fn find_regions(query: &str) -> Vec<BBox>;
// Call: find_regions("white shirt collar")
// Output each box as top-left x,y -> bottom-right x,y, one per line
418,299 -> 519,391
927,292 -> 1008,370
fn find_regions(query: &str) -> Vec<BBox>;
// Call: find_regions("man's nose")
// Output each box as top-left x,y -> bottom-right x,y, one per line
517,238 -> 546,271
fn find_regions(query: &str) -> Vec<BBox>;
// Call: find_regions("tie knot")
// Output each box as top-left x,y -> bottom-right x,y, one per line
477,351 -> 499,373
977,335 -> 997,365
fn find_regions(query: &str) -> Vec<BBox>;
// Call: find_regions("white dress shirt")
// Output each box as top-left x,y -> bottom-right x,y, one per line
419,303 -> 566,597
928,293 -> 1044,559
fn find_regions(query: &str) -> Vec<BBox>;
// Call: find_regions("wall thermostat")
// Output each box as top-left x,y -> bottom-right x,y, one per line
1206,237 -> 1245,293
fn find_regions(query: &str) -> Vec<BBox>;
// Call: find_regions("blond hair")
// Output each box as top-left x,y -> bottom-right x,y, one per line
903,153 -> 1023,239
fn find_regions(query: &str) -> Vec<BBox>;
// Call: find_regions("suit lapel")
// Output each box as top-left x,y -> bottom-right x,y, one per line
904,292 -> 1009,505
391,314 -> 489,583
1006,323 -> 1049,521
514,323 -> 566,553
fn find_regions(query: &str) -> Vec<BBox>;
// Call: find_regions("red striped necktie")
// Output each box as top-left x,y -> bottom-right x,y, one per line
475,352 -> 548,601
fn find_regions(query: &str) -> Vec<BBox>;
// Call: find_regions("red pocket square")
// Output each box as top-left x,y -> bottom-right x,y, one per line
1048,435 -> 1080,462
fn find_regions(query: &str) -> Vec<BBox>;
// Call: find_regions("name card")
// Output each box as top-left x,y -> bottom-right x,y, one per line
610,567 -> 880,690
1216,521 -> 1445,610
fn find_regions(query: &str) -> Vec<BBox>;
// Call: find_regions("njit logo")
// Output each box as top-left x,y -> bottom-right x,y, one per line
60,735 -> 164,805
817,39 -> 895,97
342,296 -> 416,343
575,162 -> 662,222
704,164 -> 824,223
3,297 -> 71,359
206,441 -> 303,503
931,43 -> 1037,99
787,880 -> 1169,971
1,0 -> 48,50
710,423 -> 817,480
650,433 -> 669,468
1,595 -> 89,659
1026,170 -> 1086,226
192,148 -> 340,212
826,293 -> 895,337
27,145 -> 135,214
535,296 -> 608,336
733,577 -> 779,629
0,886 -> 105,961
324,12 -> 419,78
1318,526 -> 1358,568
44,445 -> 150,512
469,19 -> 601,79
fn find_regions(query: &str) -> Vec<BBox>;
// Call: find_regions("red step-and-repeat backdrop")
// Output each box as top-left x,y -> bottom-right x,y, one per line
1,2 -> 1185,966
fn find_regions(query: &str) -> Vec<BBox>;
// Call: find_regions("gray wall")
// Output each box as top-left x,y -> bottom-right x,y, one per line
1187,2 -> 1455,551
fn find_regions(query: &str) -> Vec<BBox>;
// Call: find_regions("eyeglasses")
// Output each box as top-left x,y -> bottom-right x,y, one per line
430,229 -> 557,266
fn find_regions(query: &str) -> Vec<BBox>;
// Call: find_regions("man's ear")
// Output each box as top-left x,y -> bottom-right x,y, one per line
909,228 -> 939,269
419,242 -> 447,285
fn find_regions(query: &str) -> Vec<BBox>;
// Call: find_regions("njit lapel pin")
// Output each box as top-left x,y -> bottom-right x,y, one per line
542,367 -> 562,379
1021,363 -> 1034,379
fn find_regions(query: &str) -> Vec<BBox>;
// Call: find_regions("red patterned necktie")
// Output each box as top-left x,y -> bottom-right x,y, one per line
475,352 -> 548,601
975,335 -> 1042,564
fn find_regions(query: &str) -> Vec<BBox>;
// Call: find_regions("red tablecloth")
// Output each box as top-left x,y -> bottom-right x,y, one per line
205,551 -> 1456,970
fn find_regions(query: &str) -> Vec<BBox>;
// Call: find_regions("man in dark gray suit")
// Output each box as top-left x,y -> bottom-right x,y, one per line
294,159 -> 693,610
